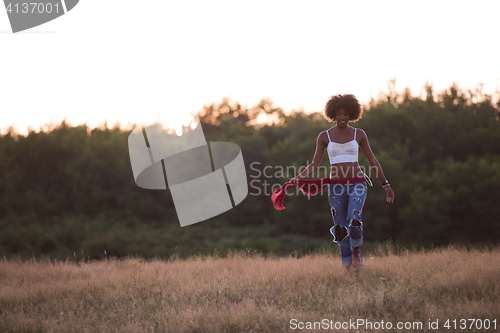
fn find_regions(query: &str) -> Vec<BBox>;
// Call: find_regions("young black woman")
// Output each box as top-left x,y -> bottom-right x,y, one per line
290,94 -> 395,271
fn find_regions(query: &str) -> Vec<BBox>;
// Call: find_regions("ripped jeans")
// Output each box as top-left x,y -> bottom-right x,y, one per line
328,181 -> 367,266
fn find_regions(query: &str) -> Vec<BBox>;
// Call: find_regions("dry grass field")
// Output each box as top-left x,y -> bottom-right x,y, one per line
0,245 -> 499,333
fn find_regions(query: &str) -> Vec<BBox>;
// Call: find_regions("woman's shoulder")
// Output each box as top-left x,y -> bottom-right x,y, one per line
353,127 -> 368,142
318,130 -> 328,138
354,127 -> 367,135
317,130 -> 330,145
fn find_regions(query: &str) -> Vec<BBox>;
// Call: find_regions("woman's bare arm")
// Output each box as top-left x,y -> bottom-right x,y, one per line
290,132 -> 327,183
358,129 -> 395,203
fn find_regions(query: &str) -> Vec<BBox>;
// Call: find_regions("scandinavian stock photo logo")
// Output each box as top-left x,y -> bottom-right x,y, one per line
128,114 -> 248,227
3,0 -> 79,33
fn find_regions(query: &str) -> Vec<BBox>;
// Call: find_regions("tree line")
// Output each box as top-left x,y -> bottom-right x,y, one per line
1,83 -> 499,260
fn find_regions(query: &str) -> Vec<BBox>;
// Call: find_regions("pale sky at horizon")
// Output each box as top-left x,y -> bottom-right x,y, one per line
1,0 -> 499,135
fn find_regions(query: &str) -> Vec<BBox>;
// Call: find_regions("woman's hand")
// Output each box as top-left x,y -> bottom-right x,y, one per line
384,186 -> 395,203
290,176 -> 301,185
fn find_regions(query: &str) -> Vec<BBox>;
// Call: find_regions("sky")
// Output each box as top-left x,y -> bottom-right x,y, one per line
1,0 -> 499,135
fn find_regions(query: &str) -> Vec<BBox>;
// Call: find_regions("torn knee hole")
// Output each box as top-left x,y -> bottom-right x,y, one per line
351,220 -> 361,226
335,225 -> 348,241
353,210 -> 359,215
352,197 -> 362,202
331,208 -> 336,217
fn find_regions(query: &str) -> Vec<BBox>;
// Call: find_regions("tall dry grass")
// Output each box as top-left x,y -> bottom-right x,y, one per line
0,246 -> 499,332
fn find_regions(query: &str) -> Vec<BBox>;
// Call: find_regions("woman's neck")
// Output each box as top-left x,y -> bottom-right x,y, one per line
335,124 -> 350,131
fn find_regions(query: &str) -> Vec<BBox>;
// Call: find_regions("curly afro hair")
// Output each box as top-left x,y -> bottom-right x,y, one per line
324,94 -> 363,122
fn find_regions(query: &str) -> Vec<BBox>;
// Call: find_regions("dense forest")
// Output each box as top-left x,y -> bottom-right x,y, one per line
1,83 -> 499,260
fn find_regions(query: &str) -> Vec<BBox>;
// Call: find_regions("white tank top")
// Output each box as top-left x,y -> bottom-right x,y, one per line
326,128 -> 359,164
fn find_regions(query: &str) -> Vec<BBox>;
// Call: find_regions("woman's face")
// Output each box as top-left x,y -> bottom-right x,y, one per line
335,108 -> 350,126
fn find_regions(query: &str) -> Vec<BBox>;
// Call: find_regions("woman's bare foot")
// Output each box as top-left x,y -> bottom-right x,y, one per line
352,247 -> 363,272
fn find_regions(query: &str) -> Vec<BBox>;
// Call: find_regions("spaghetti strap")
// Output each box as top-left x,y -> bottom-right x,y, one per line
326,130 -> 331,142
354,128 -> 357,141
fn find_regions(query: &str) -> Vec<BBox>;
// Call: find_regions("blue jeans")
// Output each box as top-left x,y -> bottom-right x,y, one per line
328,181 -> 367,266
